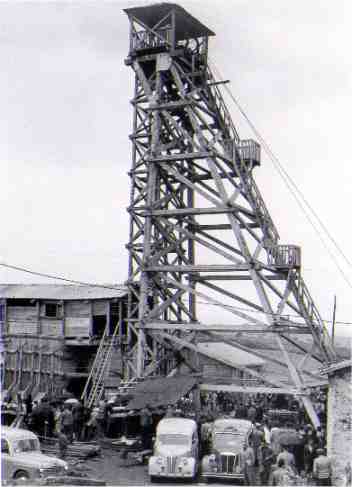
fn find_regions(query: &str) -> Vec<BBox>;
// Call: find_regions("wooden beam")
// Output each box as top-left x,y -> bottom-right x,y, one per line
145,264 -> 251,273
140,206 -> 254,218
145,322 -> 311,334
193,274 -> 286,281
148,151 -> 212,162
200,384 -> 302,395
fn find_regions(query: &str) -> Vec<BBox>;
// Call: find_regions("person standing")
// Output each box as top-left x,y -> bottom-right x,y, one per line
313,448 -> 332,486
140,404 -> 153,450
277,445 -> 296,473
252,423 -> 264,466
61,405 -> 74,443
258,441 -> 276,485
270,458 -> 293,486
57,432 -> 69,459
248,403 -> 257,424
304,438 -> 316,478
242,442 -> 256,486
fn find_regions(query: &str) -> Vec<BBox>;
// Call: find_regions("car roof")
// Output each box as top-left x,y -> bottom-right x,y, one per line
1,426 -> 39,441
213,418 -> 252,433
157,417 -> 197,435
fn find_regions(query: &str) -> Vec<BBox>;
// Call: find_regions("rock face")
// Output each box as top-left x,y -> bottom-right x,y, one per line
326,363 -> 352,486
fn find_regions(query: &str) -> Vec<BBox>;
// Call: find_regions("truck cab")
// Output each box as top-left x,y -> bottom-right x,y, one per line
201,418 -> 253,483
148,417 -> 199,481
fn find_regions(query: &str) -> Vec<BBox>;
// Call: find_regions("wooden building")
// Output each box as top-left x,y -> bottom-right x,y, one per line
1,284 -> 127,399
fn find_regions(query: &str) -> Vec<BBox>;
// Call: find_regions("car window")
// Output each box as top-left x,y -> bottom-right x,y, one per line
1,439 -> 10,454
158,434 -> 189,446
13,438 -> 40,453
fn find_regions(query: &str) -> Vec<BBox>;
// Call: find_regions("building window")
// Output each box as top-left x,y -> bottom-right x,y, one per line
44,303 -> 59,318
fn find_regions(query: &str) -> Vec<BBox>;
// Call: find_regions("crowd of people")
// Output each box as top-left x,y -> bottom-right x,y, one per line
2,386 -> 351,486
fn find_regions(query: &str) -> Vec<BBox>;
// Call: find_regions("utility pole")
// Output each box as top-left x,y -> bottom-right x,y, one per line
332,295 -> 337,345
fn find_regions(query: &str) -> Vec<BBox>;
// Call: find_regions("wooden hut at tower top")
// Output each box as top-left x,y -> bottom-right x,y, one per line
124,2 -> 215,53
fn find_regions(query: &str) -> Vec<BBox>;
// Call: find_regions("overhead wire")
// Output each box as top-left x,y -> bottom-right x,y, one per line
209,61 -> 352,291
0,262 -> 123,292
1,260 -> 352,325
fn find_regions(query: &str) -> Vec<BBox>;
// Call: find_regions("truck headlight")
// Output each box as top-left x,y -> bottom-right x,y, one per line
182,458 -> 189,466
156,457 -> 164,465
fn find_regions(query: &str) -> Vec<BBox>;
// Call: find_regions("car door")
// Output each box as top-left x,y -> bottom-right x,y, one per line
1,438 -> 12,480
192,432 -> 199,464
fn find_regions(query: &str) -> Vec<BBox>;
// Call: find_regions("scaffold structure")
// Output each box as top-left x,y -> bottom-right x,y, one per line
123,3 -> 337,427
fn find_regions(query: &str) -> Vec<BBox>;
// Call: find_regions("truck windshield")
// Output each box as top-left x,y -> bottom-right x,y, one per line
13,438 -> 40,453
214,433 -> 244,452
158,434 -> 189,446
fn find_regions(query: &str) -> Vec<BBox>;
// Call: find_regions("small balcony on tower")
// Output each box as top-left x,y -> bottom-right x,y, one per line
124,3 -> 215,58
225,139 -> 261,171
267,245 -> 301,270
238,139 -> 261,168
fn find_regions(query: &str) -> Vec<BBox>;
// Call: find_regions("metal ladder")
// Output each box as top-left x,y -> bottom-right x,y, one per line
81,322 -> 120,409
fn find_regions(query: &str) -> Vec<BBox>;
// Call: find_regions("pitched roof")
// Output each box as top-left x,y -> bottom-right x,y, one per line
0,284 -> 127,300
127,375 -> 197,410
198,341 -> 266,368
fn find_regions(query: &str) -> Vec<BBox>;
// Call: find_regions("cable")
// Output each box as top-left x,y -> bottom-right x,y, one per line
0,262 -> 123,292
194,298 -> 352,326
2,261 -> 351,326
209,61 -> 352,290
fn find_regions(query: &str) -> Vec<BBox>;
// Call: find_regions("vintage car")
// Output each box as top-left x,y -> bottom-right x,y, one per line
201,418 -> 253,483
1,426 -> 68,482
148,417 -> 199,481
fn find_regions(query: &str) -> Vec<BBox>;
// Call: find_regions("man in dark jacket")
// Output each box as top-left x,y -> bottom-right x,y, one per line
140,404 -> 153,450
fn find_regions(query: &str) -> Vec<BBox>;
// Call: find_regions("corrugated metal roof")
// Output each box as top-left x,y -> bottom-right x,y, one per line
124,3 -> 215,42
198,341 -> 266,367
127,375 -> 197,410
0,284 -> 127,300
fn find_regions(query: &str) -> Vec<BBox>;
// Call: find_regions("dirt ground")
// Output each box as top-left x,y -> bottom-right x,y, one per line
82,447 -> 149,485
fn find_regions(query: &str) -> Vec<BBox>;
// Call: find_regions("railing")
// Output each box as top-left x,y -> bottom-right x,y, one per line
131,28 -> 171,51
224,139 -> 261,166
207,66 -> 240,143
267,245 -> 301,269
246,174 -> 280,244
238,139 -> 261,165
293,275 -> 337,362
81,322 -> 120,408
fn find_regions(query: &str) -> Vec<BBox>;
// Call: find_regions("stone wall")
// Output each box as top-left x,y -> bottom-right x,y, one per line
326,366 -> 352,486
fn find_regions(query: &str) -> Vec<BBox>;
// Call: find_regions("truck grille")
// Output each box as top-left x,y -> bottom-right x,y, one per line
166,456 -> 177,473
220,454 -> 236,473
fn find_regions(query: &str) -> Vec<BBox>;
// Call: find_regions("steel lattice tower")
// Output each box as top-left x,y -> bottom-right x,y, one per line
123,3 -> 337,427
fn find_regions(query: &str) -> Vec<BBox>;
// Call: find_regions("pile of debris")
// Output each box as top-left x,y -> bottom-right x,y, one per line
40,438 -> 101,460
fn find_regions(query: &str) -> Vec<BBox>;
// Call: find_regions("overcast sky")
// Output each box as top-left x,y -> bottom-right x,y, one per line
1,0 -> 352,336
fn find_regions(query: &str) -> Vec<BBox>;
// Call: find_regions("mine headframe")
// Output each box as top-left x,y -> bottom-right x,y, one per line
122,3 -> 337,428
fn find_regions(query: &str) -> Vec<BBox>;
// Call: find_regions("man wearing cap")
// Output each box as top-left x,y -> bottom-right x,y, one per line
313,448 -> 332,486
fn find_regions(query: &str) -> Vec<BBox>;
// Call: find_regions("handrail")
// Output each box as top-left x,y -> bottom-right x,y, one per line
82,321 -> 121,408
81,323 -> 109,404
